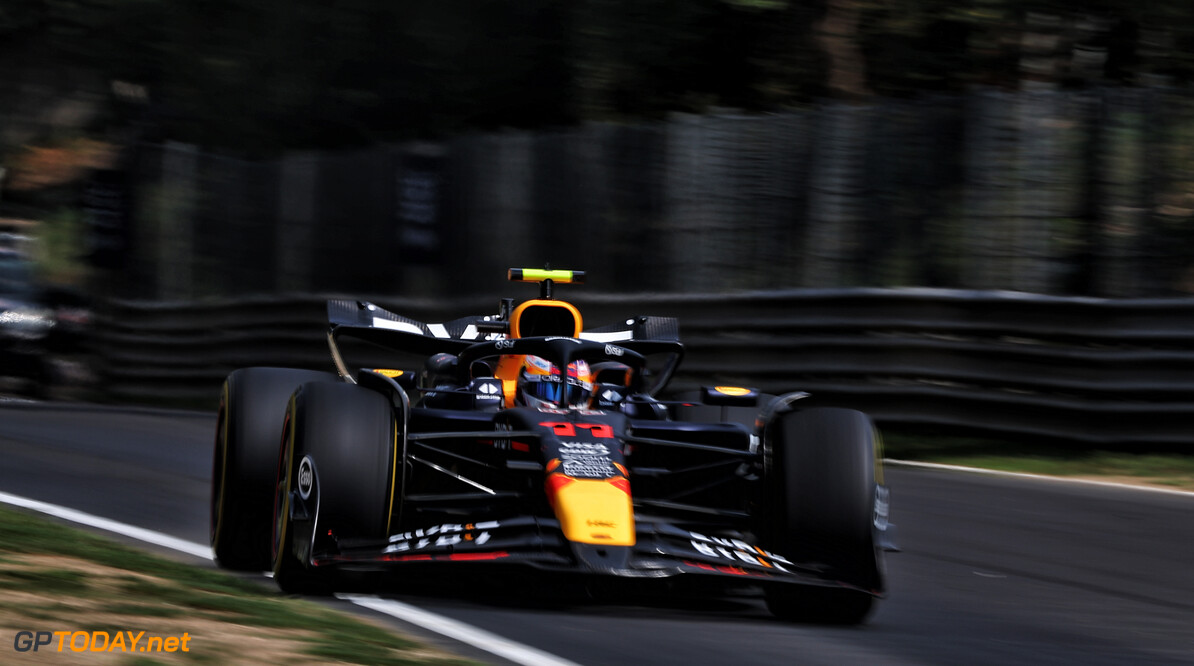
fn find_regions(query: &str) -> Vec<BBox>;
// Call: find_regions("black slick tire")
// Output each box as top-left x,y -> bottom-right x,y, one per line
272,381 -> 396,594
210,367 -> 337,570
762,407 -> 884,624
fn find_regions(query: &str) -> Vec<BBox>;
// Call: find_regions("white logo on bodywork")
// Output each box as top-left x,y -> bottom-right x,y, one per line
297,456 -> 315,500
874,485 -> 890,530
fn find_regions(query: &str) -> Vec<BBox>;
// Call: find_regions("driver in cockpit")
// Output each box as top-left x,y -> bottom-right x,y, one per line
515,355 -> 593,409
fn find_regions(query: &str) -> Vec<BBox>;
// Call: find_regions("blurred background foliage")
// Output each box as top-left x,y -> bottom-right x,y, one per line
2,0 -> 1194,298
4,0 -> 1194,153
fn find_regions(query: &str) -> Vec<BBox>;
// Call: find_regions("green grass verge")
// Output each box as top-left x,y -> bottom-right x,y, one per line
883,430 -> 1194,490
0,505 -> 477,665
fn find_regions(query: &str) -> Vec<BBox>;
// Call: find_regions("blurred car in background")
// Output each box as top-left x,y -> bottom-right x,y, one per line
0,244 -> 92,399
0,247 -> 55,395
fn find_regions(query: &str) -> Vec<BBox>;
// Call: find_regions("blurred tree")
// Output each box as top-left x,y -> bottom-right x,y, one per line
818,0 -> 870,99
3,0 -> 1194,152
574,0 -> 828,118
141,0 -> 579,149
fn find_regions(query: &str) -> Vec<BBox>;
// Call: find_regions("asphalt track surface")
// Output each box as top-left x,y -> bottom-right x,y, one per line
2,402 -> 1193,665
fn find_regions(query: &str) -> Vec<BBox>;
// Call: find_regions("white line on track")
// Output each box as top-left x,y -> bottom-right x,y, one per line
0,490 -> 576,666
340,595 -> 582,666
885,459 -> 1194,497
0,490 -> 213,559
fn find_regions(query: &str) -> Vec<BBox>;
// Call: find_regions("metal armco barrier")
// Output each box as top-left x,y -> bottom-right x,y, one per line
93,289 -> 1194,446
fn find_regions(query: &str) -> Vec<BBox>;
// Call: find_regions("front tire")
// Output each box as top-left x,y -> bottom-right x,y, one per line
272,381 -> 397,594
761,407 -> 885,624
210,367 -> 338,570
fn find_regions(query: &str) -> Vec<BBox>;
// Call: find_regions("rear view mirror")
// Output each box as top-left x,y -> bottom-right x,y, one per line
700,385 -> 759,407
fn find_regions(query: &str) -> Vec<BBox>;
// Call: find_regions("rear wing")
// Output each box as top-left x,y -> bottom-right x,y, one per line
328,299 -> 503,356
326,299 -> 684,394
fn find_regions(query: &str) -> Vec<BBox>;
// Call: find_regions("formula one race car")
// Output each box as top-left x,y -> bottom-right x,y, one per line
211,269 -> 893,624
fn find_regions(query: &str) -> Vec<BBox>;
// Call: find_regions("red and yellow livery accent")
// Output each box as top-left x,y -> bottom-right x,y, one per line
545,471 -> 635,546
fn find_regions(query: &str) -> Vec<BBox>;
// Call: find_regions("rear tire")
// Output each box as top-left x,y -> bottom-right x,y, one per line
272,381 -> 397,594
761,407 -> 885,624
210,367 -> 338,570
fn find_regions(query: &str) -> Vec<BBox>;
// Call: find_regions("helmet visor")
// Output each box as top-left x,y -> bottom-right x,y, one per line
526,378 -> 589,406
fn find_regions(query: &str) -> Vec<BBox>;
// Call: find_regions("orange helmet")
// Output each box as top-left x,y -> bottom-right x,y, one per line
518,355 -> 593,408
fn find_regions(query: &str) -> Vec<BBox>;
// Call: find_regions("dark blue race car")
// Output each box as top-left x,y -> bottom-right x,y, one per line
211,269 -> 895,624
